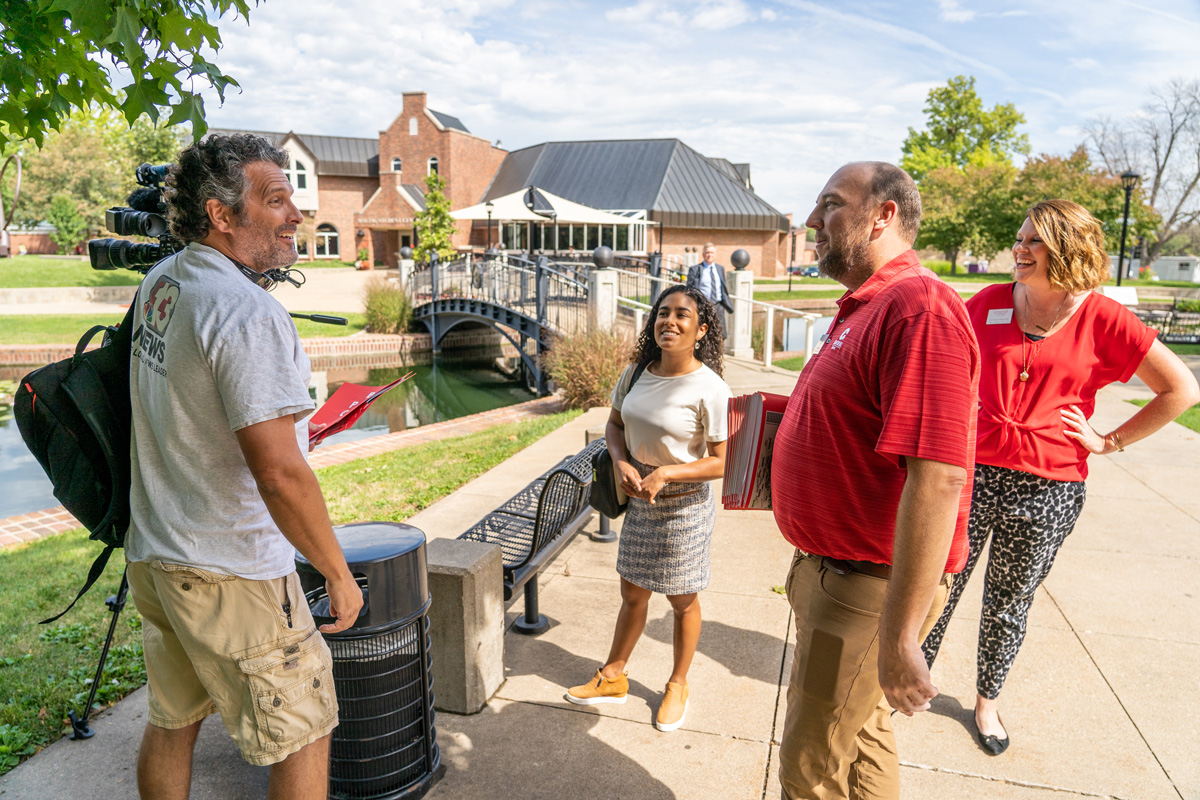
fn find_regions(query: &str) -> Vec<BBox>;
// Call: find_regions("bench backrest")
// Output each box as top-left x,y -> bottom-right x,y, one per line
528,438 -> 605,555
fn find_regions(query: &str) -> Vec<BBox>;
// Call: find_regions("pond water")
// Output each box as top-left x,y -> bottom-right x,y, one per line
0,361 -> 533,519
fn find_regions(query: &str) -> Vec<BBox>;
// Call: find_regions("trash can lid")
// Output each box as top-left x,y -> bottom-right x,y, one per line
296,521 -> 426,567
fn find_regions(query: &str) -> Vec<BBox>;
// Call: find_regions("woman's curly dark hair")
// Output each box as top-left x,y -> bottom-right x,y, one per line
631,284 -> 724,376
165,133 -> 290,243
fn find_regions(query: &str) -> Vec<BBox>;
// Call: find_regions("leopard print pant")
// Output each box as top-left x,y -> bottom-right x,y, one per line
922,463 -> 1086,699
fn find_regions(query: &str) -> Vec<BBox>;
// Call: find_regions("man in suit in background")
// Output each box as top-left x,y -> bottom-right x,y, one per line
686,242 -> 734,317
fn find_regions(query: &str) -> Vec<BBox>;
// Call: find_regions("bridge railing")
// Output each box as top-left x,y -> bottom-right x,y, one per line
412,253 -> 590,338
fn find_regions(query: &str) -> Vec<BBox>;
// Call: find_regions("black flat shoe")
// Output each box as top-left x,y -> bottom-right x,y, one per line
976,730 -> 1009,755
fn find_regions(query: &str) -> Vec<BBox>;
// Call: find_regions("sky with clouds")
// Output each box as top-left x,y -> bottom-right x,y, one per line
196,0 -> 1200,218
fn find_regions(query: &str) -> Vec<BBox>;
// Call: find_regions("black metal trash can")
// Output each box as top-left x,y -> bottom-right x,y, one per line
296,522 -> 440,800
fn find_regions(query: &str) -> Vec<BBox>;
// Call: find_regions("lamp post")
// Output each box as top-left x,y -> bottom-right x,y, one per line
485,201 -> 494,251
1116,170 -> 1140,287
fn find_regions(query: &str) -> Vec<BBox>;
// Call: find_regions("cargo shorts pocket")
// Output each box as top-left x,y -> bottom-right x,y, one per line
817,566 -> 887,617
234,629 -> 337,749
155,561 -> 237,585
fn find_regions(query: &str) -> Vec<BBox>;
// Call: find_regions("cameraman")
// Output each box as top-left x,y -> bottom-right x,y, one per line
124,133 -> 361,799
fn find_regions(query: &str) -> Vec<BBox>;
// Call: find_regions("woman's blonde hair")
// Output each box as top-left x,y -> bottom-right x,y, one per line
1025,199 -> 1111,292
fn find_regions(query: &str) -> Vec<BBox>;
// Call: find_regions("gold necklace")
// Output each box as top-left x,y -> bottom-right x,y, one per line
1018,288 -> 1071,382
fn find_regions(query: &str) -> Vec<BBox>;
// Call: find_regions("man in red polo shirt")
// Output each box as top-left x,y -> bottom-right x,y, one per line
772,162 -> 979,800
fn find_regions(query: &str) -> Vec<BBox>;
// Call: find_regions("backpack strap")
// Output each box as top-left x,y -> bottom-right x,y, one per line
40,545 -> 115,624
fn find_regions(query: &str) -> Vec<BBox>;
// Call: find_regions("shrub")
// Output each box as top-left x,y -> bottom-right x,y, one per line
363,278 -> 413,334
1176,297 -> 1200,313
542,329 -> 631,410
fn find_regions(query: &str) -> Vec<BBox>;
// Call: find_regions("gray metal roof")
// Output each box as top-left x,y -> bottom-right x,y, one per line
400,184 -> 427,211
429,110 -> 469,133
205,128 -> 379,178
482,139 -> 786,232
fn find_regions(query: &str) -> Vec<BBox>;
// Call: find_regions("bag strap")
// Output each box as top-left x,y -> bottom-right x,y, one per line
40,546 -> 115,624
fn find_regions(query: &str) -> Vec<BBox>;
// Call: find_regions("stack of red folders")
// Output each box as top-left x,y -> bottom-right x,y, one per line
722,392 -> 788,510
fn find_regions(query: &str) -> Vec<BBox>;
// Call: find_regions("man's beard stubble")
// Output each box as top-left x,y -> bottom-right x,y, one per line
818,234 -> 871,282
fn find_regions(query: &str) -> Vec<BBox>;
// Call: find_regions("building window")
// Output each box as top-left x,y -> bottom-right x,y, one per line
409,117 -> 418,136
427,157 -> 439,176
391,157 -> 401,174
315,223 -> 339,257
292,161 -> 307,190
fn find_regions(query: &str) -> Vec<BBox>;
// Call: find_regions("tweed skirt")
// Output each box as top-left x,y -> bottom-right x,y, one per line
616,458 -> 715,595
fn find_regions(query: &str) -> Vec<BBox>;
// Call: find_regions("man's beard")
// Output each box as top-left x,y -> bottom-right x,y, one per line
818,215 -> 872,281
236,216 -> 298,271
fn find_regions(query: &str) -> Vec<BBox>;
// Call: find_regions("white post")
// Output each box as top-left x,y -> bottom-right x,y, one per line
804,316 -> 816,365
634,308 -> 645,335
726,270 -> 755,360
399,257 -> 415,291
762,306 -> 774,367
588,268 -> 619,332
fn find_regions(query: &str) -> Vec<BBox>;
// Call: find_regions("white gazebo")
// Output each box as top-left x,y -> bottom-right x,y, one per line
452,186 -> 651,253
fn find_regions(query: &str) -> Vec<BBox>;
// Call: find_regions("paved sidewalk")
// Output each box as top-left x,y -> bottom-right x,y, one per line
3,359 -> 1197,800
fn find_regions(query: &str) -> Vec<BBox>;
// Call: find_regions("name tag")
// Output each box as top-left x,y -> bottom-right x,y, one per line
987,308 -> 1014,325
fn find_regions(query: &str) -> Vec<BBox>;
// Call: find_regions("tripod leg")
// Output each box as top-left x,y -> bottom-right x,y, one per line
70,570 -> 129,740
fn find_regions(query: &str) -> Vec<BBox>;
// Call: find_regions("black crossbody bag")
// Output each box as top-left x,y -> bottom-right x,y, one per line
590,361 -> 649,518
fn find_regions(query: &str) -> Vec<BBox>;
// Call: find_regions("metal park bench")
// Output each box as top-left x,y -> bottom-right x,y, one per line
458,438 -> 605,635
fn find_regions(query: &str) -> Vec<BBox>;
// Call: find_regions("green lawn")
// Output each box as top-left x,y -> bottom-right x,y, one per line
0,408 -> 579,774
1128,398 -> 1200,434
0,256 -> 141,288
0,255 -> 360,290
1166,343 -> 1200,356
0,312 -> 369,345
773,355 -> 806,371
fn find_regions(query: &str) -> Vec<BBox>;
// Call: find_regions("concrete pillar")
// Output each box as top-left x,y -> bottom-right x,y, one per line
726,269 -> 755,359
588,268 -> 619,332
426,538 -> 505,714
399,258 -> 415,290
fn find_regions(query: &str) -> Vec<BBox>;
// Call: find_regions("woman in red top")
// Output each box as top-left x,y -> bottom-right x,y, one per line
922,199 -> 1199,756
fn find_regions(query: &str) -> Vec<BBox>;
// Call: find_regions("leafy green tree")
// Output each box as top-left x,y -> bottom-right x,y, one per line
902,75 -> 1030,181
45,192 -> 89,253
917,161 -> 1018,271
1013,146 -> 1159,251
413,172 -> 456,264
0,0 -> 252,149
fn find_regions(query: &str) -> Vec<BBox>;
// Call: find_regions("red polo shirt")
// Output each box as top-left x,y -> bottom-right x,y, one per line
771,251 -> 979,573
969,283 -> 1156,481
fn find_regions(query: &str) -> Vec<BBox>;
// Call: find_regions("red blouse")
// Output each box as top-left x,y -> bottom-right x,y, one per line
968,283 -> 1157,481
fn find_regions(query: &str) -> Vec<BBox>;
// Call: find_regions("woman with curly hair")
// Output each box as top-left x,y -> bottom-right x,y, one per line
566,284 -> 731,732
922,199 -> 1199,755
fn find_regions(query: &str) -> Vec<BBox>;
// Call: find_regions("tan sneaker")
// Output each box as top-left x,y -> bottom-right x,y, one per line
656,681 -> 689,731
566,669 -> 629,705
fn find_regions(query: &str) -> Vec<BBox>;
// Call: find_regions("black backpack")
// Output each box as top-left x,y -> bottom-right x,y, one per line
14,300 -> 137,622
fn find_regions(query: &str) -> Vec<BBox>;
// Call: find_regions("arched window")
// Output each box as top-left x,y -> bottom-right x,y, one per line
391,157 -> 401,174
409,117 -> 418,136
293,161 -> 307,190
315,223 -> 339,257
427,157 -> 438,176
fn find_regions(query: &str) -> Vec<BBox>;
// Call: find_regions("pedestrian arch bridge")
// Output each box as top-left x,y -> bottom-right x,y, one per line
406,251 -> 817,396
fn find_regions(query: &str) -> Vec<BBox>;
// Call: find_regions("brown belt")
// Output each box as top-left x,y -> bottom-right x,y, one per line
821,556 -> 891,580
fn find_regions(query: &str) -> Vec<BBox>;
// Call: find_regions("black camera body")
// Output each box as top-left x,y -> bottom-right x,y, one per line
89,163 -> 183,273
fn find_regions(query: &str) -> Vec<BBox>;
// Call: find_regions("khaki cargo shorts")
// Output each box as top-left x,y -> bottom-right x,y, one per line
126,560 -> 338,766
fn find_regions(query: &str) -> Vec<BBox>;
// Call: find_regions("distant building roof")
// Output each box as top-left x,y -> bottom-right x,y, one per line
205,128 -> 380,178
428,110 -> 469,133
483,139 -> 787,232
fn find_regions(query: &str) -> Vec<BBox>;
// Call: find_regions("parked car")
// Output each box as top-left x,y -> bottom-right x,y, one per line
801,265 -> 820,278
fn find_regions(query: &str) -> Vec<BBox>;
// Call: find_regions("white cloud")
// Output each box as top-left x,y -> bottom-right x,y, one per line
181,0 -> 1200,219
937,0 -> 976,23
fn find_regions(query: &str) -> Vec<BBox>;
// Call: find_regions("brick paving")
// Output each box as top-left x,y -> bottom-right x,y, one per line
0,395 -> 563,552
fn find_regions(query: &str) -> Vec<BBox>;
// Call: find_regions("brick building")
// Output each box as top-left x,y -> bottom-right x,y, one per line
211,91 -> 790,277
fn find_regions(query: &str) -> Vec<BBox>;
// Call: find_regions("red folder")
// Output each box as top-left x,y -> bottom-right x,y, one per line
722,392 -> 789,510
308,372 -> 415,445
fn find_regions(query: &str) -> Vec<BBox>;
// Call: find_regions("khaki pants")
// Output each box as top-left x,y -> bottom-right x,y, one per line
779,552 -> 951,800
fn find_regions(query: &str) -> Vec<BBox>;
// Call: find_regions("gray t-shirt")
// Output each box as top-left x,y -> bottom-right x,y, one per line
126,242 -> 315,579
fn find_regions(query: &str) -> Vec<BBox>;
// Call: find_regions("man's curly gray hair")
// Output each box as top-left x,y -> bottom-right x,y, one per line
165,133 -> 290,244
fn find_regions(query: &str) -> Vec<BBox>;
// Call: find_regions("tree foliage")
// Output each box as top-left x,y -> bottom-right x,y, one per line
4,107 -> 187,238
1086,78 -> 1200,263
901,75 -> 1029,181
44,192 -> 88,252
413,172 -> 457,264
0,0 -> 252,150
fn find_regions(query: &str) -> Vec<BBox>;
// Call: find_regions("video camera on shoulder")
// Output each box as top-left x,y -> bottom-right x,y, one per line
89,163 -> 184,273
